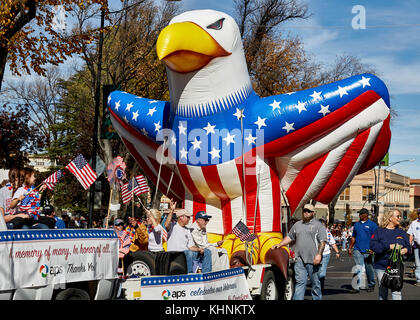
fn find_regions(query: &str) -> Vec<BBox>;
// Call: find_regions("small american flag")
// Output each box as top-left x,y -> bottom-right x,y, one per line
66,154 -> 97,190
232,220 -> 257,242
43,170 -> 64,190
116,229 -> 133,258
19,190 -> 41,219
121,175 -> 150,204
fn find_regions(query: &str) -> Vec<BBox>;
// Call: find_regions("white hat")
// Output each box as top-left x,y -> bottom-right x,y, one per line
303,204 -> 315,212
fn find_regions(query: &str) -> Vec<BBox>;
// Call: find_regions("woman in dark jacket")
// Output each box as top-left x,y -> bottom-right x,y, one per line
370,209 -> 410,300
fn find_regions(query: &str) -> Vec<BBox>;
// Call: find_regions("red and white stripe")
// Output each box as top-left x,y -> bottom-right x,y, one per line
279,93 -> 390,214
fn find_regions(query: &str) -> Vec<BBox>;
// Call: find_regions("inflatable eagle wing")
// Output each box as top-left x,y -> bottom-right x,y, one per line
108,10 -> 391,236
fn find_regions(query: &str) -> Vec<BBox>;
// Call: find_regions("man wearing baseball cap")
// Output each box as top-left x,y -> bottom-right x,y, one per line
190,211 -> 229,271
407,209 -> 420,286
348,208 -> 378,293
166,208 -> 212,273
271,203 -> 327,300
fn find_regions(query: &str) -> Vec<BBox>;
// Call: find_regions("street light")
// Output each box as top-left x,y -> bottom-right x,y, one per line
386,159 -> 415,170
373,158 -> 415,222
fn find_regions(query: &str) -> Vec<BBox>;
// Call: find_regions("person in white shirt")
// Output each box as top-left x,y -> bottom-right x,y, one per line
191,211 -> 229,271
166,208 -> 212,273
145,209 -> 166,252
318,218 -> 340,293
407,209 -> 420,286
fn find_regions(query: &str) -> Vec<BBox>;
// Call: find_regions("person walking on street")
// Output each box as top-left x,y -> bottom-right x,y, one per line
407,209 -> 420,287
348,208 -> 377,293
318,218 -> 340,293
370,209 -> 410,300
272,204 -> 327,300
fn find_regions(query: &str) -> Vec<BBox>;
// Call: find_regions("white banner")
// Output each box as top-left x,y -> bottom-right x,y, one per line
140,268 -> 251,300
0,229 -> 119,291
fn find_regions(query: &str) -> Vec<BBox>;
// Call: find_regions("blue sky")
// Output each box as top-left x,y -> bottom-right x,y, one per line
180,0 -> 420,178
4,0 -> 420,178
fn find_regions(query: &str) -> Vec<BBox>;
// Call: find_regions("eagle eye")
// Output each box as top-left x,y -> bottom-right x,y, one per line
206,18 -> 225,30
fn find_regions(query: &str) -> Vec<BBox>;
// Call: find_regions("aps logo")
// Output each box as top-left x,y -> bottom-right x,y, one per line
162,289 -> 171,300
39,265 -> 49,278
161,289 -> 186,300
39,264 -> 64,278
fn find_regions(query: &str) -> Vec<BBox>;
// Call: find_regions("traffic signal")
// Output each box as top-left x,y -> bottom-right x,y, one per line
368,193 -> 375,202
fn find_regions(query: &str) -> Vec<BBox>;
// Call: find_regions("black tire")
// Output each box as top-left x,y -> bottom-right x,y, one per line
260,270 -> 279,300
283,275 -> 294,300
125,251 -> 156,277
168,252 -> 188,275
55,288 -> 91,300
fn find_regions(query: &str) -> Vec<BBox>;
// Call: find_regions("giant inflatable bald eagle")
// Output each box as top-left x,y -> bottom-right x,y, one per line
107,10 -> 391,270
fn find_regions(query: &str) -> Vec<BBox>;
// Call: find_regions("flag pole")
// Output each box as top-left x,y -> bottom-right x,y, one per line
131,176 -> 135,219
105,185 -> 113,228
240,110 -> 247,223
152,136 -> 167,208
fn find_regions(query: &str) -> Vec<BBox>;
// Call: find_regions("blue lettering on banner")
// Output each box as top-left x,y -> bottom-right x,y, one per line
141,267 -> 244,287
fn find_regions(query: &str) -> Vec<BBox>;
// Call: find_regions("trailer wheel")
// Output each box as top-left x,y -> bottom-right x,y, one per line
283,275 -> 294,300
168,252 -> 188,275
55,288 -> 91,300
126,251 -> 156,277
260,270 -> 278,300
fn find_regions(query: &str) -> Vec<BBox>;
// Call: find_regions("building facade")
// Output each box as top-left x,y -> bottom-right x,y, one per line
27,154 -> 55,172
312,168 -> 410,222
410,178 -> 420,212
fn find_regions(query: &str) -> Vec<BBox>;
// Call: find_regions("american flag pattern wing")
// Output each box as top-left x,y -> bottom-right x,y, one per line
107,73 -> 390,235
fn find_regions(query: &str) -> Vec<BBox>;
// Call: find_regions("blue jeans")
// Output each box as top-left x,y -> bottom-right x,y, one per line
353,249 -> 376,289
342,238 -> 347,250
22,223 -> 49,229
375,269 -> 402,300
184,249 -> 212,273
414,248 -> 420,283
319,253 -> 330,279
7,222 -> 49,229
319,254 -> 331,292
293,257 -> 322,300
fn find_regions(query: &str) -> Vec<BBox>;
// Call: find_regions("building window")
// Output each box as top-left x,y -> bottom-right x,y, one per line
362,186 -> 373,201
339,186 -> 350,201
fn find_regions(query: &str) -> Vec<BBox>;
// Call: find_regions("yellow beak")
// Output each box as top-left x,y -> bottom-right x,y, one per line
156,22 -> 230,73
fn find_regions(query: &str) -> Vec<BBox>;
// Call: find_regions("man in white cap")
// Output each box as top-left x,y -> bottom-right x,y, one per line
191,211 -> 229,271
271,203 -> 327,300
166,208 -> 212,273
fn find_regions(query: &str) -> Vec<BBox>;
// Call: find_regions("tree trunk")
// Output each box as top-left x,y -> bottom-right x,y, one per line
0,47 -> 8,92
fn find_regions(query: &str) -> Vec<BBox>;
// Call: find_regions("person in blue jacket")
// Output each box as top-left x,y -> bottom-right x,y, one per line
370,209 -> 410,300
348,208 -> 378,293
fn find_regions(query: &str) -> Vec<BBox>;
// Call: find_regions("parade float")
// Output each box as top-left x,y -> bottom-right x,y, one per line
0,8 -> 391,301
108,9 -> 391,300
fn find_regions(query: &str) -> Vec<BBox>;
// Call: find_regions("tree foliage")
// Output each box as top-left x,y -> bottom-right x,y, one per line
0,0 -> 110,91
0,104 -> 44,168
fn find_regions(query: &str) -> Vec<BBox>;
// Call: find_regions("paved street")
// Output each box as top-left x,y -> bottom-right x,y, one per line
303,251 -> 420,300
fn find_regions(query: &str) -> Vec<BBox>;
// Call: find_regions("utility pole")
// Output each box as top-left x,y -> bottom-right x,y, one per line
88,5 -> 106,228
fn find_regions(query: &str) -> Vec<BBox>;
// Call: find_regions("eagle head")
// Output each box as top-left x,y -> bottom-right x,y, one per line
156,10 -> 252,118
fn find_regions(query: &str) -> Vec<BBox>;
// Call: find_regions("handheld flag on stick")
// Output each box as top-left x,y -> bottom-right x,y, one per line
232,220 -> 257,242
43,169 -> 64,190
121,175 -> 150,204
66,154 -> 97,190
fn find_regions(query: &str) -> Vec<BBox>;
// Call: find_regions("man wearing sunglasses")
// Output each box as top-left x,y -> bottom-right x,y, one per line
167,208 -> 212,273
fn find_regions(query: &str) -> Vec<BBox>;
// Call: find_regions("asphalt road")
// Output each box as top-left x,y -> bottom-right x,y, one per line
303,251 -> 420,300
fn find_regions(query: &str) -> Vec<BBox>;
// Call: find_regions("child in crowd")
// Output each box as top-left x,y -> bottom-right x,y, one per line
10,168 -> 47,229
